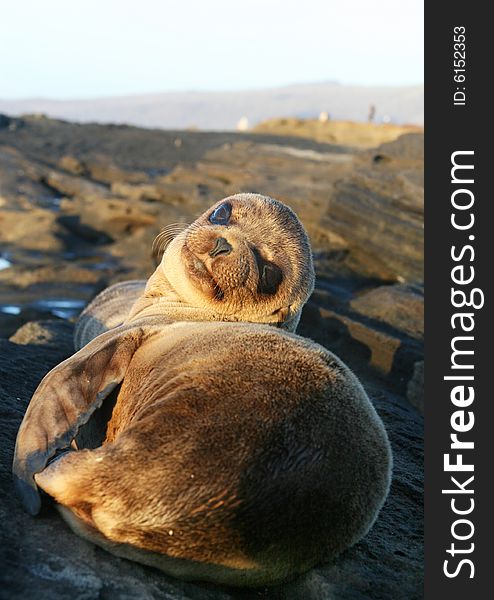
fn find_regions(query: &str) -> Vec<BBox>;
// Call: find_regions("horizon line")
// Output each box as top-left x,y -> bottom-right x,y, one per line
0,80 -> 425,103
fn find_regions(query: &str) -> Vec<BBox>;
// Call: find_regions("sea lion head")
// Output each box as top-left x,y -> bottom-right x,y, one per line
160,194 -> 314,330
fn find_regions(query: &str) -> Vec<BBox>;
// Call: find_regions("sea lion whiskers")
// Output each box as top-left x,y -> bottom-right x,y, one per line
158,220 -> 208,260
152,223 -> 190,261
153,222 -> 190,243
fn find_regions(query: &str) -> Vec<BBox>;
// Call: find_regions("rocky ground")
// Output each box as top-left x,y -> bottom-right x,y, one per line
253,118 -> 422,149
0,114 -> 423,599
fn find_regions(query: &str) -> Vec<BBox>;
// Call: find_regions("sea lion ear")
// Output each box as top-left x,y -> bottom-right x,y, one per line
272,305 -> 303,332
272,305 -> 291,323
12,326 -> 145,516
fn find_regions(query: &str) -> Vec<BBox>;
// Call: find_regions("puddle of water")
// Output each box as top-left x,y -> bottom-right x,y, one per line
35,196 -> 63,211
1,246 -> 56,268
33,299 -> 86,319
0,299 -> 86,320
0,305 -> 21,315
0,257 -> 12,271
34,299 -> 86,310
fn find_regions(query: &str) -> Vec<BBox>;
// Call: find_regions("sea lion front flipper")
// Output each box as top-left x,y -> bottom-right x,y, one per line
12,326 -> 146,515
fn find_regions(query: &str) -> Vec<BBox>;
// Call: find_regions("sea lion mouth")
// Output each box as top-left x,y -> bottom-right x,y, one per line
182,244 -> 224,300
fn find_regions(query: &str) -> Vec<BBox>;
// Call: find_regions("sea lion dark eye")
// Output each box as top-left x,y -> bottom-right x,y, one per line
259,263 -> 283,295
209,202 -> 232,226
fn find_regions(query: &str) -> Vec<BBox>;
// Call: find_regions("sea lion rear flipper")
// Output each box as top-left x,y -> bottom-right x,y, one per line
12,326 -> 145,515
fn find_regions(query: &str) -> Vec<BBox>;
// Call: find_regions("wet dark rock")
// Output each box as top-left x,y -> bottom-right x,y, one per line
0,114 -> 13,129
57,215 -> 114,245
323,170 -> 423,283
375,132 -> 424,162
407,361 -> 424,414
314,134 -> 424,285
299,301 -> 422,387
0,312 -> 26,340
350,284 -> 424,340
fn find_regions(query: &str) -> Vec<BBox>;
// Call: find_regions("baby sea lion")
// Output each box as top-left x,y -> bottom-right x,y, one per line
74,193 -> 314,349
13,194 -> 392,587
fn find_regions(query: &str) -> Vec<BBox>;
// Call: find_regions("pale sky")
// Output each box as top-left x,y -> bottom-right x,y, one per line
0,0 -> 424,99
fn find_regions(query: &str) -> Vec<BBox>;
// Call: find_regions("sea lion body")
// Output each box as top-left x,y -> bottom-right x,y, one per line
34,321 -> 391,586
13,194 -> 392,586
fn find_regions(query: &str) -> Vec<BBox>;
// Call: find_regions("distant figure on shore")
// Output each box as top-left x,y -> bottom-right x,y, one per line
368,104 -> 376,123
236,116 -> 249,131
318,111 -> 330,123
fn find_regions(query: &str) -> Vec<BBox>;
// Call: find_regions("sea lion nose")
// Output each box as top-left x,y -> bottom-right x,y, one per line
209,237 -> 232,258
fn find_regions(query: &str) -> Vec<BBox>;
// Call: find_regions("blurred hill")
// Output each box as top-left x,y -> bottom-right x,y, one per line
0,81 -> 423,130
